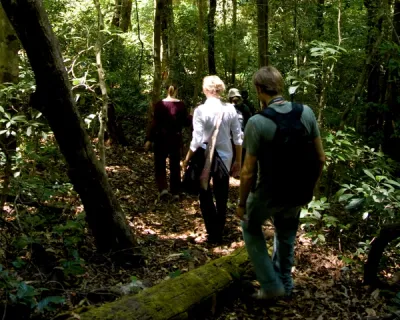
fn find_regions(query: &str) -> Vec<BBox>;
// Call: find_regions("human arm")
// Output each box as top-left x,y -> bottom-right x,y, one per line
183,107 -> 203,167
313,136 -> 326,182
305,106 -> 326,183
236,152 -> 257,220
230,108 -> 243,176
235,118 -> 259,220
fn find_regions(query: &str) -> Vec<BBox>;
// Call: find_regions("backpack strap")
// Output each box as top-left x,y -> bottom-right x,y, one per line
259,106 -> 278,122
291,102 -> 304,119
259,102 -> 304,122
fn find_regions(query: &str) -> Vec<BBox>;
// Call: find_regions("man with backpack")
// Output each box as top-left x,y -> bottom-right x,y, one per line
236,66 -> 325,300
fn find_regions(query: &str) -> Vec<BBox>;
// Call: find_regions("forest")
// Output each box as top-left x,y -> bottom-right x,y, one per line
0,0 -> 400,319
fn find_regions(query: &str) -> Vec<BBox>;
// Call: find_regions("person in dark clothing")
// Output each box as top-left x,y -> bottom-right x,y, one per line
145,85 -> 192,201
228,88 -> 252,132
241,89 -> 256,115
228,88 -> 251,167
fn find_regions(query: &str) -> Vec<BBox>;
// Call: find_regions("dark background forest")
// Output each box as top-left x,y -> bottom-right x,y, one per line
1,0 -> 400,319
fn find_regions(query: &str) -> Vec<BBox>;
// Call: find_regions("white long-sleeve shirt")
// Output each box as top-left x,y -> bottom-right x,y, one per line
190,97 -> 243,170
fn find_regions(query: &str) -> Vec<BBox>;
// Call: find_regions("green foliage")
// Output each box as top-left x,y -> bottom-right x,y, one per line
337,169 -> 400,221
300,197 -> 336,243
0,264 -> 65,312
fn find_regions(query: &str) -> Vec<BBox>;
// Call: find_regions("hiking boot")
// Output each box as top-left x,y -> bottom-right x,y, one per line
159,189 -> 170,200
252,287 -> 285,300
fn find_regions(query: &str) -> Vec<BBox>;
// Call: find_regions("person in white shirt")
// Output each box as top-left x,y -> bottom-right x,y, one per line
183,76 -> 243,244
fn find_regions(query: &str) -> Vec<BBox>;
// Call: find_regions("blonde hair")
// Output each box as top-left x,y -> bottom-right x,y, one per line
253,66 -> 284,96
202,76 -> 225,96
166,85 -> 177,97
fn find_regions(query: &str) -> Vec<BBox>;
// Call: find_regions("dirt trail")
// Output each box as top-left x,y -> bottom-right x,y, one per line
105,145 -> 392,319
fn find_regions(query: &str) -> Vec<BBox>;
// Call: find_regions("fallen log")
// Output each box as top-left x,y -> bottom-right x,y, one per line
76,247 -> 249,320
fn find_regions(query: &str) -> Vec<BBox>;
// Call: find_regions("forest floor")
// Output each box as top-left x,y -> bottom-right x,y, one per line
105,145 -> 400,320
1,141 -> 400,320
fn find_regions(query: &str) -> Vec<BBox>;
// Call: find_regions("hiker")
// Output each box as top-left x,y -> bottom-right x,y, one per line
228,88 -> 252,166
241,89 -> 256,115
228,88 -> 252,133
236,66 -> 325,299
145,85 -> 191,201
183,76 -> 242,244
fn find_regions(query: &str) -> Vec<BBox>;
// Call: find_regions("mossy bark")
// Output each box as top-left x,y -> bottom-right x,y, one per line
1,0 -> 137,256
78,248 -> 249,320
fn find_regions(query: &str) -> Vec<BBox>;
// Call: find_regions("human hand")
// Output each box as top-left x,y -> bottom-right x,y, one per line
236,206 -> 246,221
182,159 -> 189,169
231,161 -> 241,178
144,141 -> 152,152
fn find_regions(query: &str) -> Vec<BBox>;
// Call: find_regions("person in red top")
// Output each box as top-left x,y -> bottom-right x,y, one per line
145,85 -> 191,200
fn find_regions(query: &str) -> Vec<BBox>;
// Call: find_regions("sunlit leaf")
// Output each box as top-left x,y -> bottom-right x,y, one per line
363,169 -> 376,181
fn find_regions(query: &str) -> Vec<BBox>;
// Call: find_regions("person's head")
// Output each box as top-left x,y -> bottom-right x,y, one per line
253,66 -> 284,102
241,90 -> 249,100
166,84 -> 178,98
202,76 -> 225,98
228,88 -> 242,104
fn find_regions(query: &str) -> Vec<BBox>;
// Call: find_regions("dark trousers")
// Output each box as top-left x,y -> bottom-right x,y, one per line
199,171 -> 229,241
154,141 -> 181,194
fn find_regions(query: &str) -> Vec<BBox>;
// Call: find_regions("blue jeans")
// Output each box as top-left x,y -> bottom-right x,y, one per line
241,193 -> 300,295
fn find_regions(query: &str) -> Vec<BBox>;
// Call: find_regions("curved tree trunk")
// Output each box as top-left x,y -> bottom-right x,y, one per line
1,0 -> 137,258
0,3 -> 18,83
0,3 -> 19,211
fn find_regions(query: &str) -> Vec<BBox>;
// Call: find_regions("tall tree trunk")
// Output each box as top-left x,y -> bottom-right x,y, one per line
257,0 -> 268,67
165,0 -> 179,84
231,0 -> 237,85
316,0 -> 324,39
160,0 -> 172,81
0,3 -> 18,211
293,0 -> 300,73
221,0 -> 228,82
364,0 -> 384,134
0,3 -> 18,83
207,0 -> 216,74
1,0 -> 137,257
382,0 -> 400,159
152,0 -> 163,105
192,0 -> 205,103
112,0 -> 122,28
120,0 -> 132,32
315,0 -> 325,121
134,0 -> 144,82
93,0 -> 108,171
337,0 -> 342,45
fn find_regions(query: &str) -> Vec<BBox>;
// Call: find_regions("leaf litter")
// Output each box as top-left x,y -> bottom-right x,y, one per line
0,143 -> 399,319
